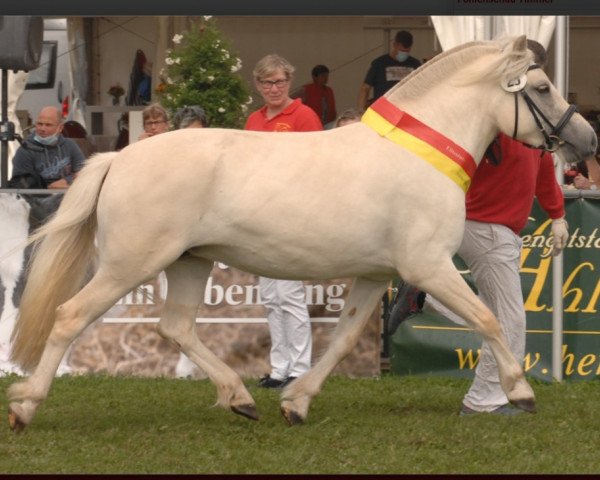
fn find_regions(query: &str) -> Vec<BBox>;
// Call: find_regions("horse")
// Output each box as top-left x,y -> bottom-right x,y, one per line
6,36 -> 596,432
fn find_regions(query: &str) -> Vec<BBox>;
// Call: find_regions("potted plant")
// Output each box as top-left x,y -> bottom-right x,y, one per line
108,83 -> 125,105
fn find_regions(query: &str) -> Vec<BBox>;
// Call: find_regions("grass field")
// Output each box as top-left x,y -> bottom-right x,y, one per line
0,373 -> 599,474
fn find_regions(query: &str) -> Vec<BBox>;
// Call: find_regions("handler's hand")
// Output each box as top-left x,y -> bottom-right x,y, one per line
551,218 -> 569,256
573,173 -> 592,190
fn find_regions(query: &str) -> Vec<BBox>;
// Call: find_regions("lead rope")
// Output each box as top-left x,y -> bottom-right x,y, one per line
512,93 -> 519,139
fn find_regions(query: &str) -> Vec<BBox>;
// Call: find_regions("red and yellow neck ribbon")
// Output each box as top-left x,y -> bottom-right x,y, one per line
361,97 -> 477,192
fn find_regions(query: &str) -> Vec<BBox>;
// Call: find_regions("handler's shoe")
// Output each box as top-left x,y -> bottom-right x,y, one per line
281,376 -> 297,388
460,403 -> 524,416
257,374 -> 285,389
388,282 -> 425,334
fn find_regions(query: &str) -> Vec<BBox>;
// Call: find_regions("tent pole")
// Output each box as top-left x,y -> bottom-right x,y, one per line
551,15 -> 569,383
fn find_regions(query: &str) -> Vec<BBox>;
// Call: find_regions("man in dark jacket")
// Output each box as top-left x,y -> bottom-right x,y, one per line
10,106 -> 85,189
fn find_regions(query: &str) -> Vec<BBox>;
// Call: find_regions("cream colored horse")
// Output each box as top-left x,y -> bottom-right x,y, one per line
7,36 -> 597,431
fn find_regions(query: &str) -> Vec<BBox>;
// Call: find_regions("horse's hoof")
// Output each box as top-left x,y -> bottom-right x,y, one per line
231,404 -> 259,421
280,406 -> 304,426
511,398 -> 536,413
8,407 -> 26,433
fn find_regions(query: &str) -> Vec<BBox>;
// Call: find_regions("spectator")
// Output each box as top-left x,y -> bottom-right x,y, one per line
172,105 -> 208,129
298,64 -> 337,127
245,53 -> 322,389
358,30 -> 421,111
335,108 -> 363,128
9,106 -> 85,189
138,103 -> 169,141
388,40 -> 568,416
572,155 -> 600,190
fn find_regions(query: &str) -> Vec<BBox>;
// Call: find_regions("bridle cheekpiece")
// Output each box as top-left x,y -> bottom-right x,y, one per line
505,63 -> 578,152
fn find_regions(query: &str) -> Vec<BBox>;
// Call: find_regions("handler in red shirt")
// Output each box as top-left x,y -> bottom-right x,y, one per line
466,132 -> 565,234
393,132 -> 568,415
390,40 -> 569,416
245,54 -> 322,390
451,132 -> 567,415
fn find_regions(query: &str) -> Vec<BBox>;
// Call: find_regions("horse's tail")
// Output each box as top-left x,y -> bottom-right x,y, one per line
10,152 -> 116,371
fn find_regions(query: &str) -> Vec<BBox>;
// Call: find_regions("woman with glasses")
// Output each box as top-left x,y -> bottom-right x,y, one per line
245,54 -> 322,389
138,103 -> 169,141
245,54 -> 322,133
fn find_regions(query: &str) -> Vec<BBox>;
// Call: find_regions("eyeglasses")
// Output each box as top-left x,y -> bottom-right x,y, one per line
258,78 -> 289,90
144,120 -> 167,127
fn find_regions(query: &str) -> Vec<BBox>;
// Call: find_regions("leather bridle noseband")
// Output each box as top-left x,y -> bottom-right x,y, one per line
512,64 -> 578,152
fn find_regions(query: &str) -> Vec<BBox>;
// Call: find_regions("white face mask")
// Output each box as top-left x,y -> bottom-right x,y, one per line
34,133 -> 59,146
395,51 -> 409,63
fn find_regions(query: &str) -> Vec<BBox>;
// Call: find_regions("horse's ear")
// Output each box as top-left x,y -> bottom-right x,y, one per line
513,35 -> 528,53
500,35 -> 529,92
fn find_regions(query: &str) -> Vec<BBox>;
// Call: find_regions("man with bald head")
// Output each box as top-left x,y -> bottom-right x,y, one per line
10,106 -> 85,189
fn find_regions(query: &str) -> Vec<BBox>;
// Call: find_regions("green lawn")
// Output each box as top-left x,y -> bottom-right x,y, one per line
0,374 -> 598,474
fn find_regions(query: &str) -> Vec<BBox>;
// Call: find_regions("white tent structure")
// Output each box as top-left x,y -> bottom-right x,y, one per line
430,15 -> 568,382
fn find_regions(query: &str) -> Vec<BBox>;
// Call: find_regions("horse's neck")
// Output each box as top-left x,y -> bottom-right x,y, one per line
387,77 -> 499,167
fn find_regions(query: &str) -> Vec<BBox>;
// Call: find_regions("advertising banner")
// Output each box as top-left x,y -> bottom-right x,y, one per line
390,194 -> 600,382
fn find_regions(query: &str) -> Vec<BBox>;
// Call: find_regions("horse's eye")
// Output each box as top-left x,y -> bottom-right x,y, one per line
536,85 -> 550,94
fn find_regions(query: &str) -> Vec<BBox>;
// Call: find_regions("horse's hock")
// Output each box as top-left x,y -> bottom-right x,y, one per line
67,270 -> 382,379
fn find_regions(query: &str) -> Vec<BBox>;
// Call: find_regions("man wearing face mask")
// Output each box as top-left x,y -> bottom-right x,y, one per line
358,30 -> 421,111
9,106 -> 85,189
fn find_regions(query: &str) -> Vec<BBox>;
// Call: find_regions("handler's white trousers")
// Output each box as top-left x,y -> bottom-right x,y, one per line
260,277 -> 312,380
425,220 -> 525,412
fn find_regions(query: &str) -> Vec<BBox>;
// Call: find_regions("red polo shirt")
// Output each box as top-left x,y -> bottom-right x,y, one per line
244,98 -> 323,132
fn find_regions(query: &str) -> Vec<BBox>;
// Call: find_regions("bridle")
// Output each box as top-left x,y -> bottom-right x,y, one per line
510,64 -> 578,152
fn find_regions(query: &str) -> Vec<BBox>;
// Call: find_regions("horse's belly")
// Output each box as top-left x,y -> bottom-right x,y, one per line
189,241 -> 397,281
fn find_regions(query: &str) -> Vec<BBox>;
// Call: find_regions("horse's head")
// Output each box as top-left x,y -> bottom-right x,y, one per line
495,36 -> 597,163
384,36 -> 597,165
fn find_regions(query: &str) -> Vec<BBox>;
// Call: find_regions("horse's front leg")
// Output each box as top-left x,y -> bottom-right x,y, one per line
280,277 -> 388,425
414,261 -> 535,412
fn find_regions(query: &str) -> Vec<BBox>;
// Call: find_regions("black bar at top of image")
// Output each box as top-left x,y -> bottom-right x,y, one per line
3,0 -> 600,16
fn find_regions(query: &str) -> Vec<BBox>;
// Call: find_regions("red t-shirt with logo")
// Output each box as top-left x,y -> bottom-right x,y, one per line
244,98 -> 323,132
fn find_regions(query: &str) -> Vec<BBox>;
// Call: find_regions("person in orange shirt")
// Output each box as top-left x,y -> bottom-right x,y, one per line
298,64 -> 337,128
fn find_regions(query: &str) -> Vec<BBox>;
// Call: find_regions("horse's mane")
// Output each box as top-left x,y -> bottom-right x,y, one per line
386,36 -> 533,101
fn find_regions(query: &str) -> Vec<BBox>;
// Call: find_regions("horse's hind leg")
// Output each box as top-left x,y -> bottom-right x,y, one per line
280,277 -> 389,425
156,255 -> 258,421
8,271 -> 142,431
413,261 -> 535,413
